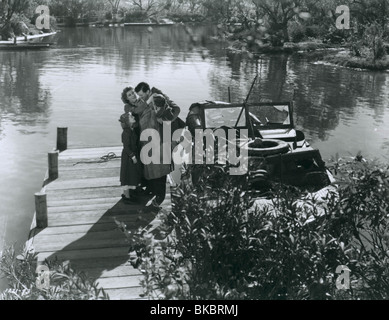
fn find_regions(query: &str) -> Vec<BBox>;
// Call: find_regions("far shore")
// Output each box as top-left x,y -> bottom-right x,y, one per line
227,39 -> 389,71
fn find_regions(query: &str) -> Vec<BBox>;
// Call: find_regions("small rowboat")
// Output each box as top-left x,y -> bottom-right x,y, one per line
124,19 -> 175,27
0,32 -> 57,50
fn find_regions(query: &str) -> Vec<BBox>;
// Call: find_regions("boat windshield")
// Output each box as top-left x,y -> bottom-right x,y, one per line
248,104 -> 291,127
198,102 -> 292,130
204,107 -> 246,128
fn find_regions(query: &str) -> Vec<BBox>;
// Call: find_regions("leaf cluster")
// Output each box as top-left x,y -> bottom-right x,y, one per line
0,246 -> 109,300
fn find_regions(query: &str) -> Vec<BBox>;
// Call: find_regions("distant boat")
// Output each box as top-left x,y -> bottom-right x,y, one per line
0,32 -> 57,50
124,18 -> 175,27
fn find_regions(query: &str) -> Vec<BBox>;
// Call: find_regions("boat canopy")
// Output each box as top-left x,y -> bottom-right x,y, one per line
186,101 -> 294,136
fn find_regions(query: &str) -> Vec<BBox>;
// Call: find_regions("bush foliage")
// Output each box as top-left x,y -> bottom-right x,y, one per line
127,156 -> 389,300
0,246 -> 109,300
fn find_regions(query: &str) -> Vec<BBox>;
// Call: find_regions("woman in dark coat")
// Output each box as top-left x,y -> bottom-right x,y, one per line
119,109 -> 141,203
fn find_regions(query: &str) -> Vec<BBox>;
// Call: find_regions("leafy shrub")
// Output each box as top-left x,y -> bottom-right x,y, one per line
305,25 -> 325,38
363,23 -> 386,61
168,13 -> 205,23
126,155 -> 389,300
323,27 -> 348,44
289,21 -> 306,43
327,155 -> 389,299
122,10 -> 149,23
0,246 -> 109,300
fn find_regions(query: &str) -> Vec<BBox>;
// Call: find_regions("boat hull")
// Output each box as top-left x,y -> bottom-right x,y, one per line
0,43 -> 51,50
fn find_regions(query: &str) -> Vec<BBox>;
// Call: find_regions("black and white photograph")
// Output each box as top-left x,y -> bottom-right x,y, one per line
0,0 -> 388,306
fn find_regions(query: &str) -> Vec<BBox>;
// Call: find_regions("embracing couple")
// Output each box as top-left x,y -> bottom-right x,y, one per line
119,82 -> 184,213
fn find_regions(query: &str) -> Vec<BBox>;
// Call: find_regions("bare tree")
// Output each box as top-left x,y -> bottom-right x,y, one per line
0,0 -> 30,25
131,0 -> 157,13
106,0 -> 122,15
251,0 -> 303,43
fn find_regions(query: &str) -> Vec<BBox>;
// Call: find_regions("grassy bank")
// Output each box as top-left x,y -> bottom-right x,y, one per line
228,39 -> 336,55
322,50 -> 389,71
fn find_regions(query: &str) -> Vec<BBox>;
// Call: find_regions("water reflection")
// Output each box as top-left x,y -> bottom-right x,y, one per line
0,52 -> 51,130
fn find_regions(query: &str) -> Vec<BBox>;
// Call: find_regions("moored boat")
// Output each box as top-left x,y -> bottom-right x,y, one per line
185,100 -> 334,191
0,32 -> 57,50
124,19 -> 175,27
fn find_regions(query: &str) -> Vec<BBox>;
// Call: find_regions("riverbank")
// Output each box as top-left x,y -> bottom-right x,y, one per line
322,50 -> 389,71
227,39 -> 336,54
227,38 -> 389,71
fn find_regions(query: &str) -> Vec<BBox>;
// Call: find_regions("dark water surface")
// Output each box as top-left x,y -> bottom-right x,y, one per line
1,25 -> 389,289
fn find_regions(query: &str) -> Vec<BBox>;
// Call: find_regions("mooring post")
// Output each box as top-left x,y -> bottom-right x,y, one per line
35,192 -> 48,229
57,127 -> 68,152
48,151 -> 59,181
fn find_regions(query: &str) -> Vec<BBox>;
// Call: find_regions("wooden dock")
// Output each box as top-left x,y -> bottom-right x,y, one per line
27,129 -> 171,300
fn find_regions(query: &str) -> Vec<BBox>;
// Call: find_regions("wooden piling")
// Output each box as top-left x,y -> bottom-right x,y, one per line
57,127 -> 68,152
35,192 -> 48,229
48,151 -> 59,180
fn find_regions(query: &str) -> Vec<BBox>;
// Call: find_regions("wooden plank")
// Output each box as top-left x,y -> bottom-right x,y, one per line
46,186 -> 123,200
45,177 -> 121,190
46,186 -> 170,202
29,219 -> 149,236
60,146 -> 122,157
55,167 -> 120,180
47,197 -> 160,212
36,246 -> 130,262
96,275 -> 142,289
33,229 -> 126,245
59,153 -> 121,161
58,158 -> 121,168
65,256 -> 137,272
34,236 -> 128,252
47,205 -> 151,218
47,211 -> 154,227
104,287 -> 145,300
48,204 -> 118,214
84,265 -> 141,279
58,160 -> 121,171
47,196 -> 122,207
48,202 -> 120,213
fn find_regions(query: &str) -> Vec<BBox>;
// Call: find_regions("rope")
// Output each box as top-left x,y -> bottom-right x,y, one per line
73,152 -> 121,166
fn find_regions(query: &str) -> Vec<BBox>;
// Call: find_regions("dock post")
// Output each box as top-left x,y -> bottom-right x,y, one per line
35,192 -> 48,228
57,127 -> 68,152
48,151 -> 59,180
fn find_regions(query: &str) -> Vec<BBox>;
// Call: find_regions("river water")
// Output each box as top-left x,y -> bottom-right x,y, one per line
1,25 -> 389,288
